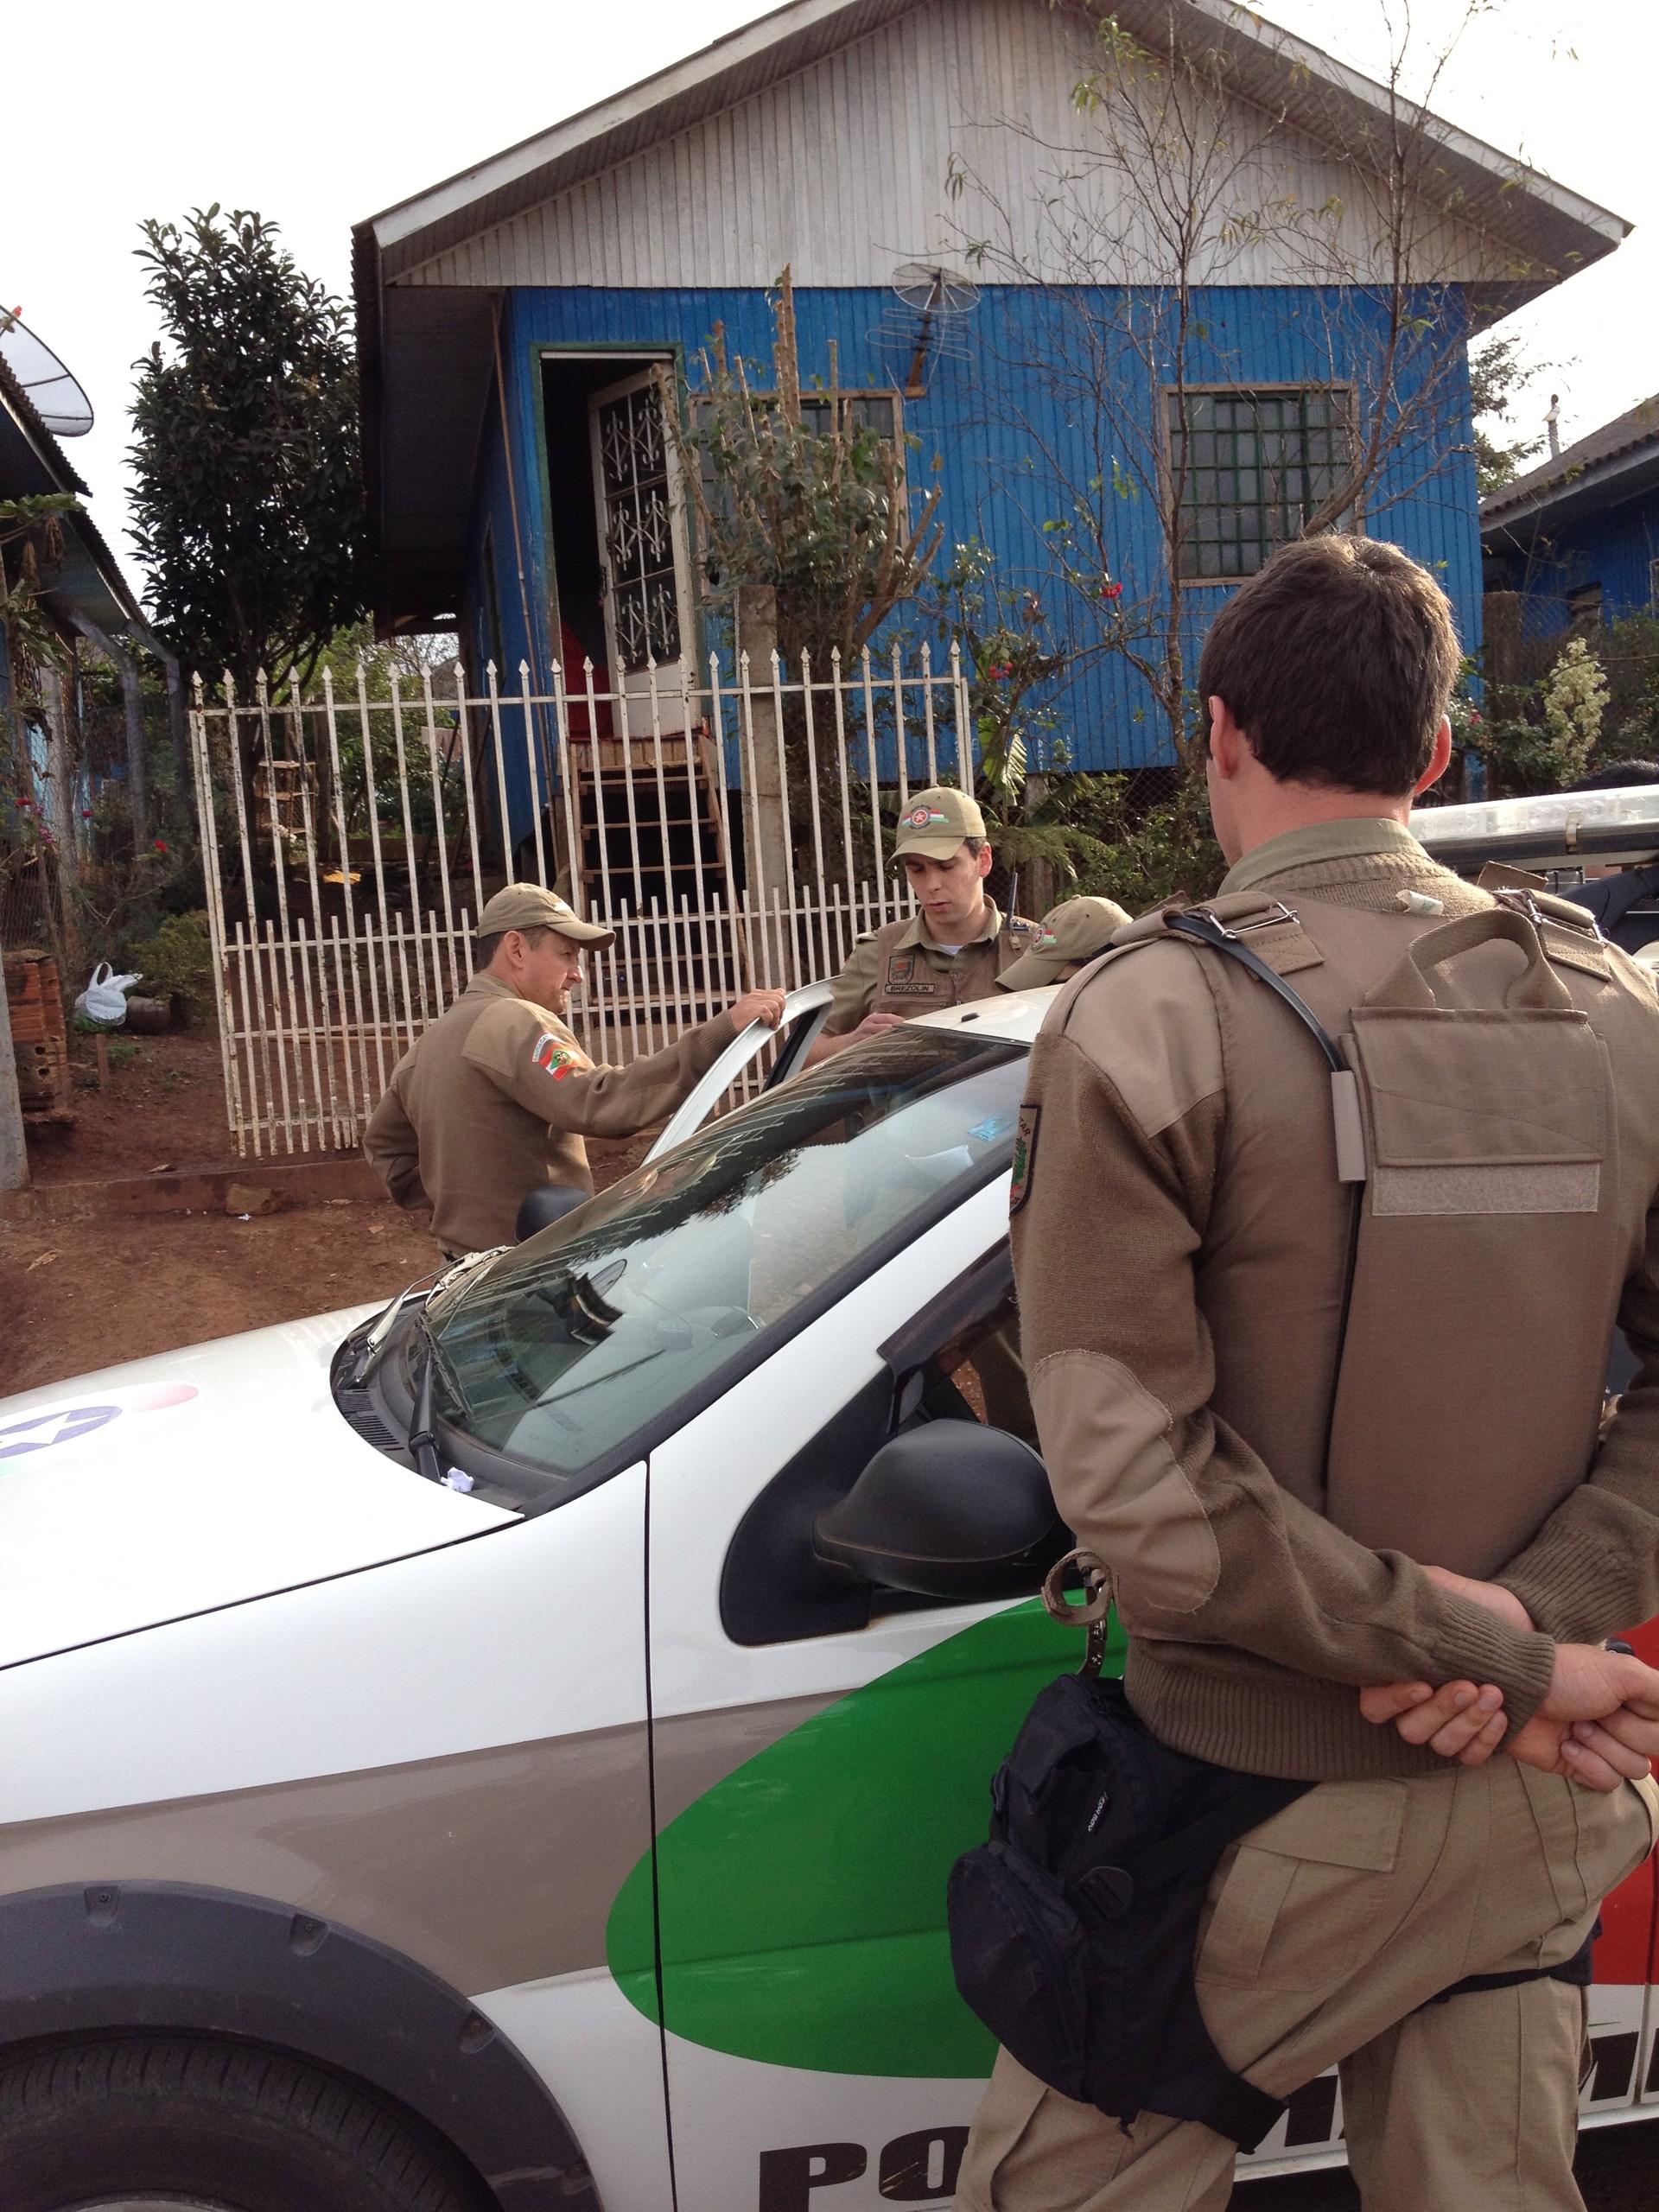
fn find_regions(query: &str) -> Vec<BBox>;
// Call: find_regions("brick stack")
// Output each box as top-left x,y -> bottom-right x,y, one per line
3,950 -> 73,1123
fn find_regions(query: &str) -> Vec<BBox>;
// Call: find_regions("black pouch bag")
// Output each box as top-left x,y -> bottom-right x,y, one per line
947,1672 -> 1309,2150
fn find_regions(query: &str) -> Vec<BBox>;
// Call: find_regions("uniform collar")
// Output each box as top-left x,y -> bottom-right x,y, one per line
897,899 -> 1004,953
464,970 -> 571,1029
465,970 -> 521,1001
1219,817 -> 1423,895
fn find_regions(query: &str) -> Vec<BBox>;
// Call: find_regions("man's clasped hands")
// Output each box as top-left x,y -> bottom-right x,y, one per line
1362,1566 -> 1659,1792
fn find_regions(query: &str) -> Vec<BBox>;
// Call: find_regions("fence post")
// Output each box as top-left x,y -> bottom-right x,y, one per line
737,584 -> 791,984
0,965 -> 27,1192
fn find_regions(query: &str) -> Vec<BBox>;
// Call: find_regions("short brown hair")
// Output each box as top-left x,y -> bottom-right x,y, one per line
1197,536 -> 1461,796
475,923 -> 552,969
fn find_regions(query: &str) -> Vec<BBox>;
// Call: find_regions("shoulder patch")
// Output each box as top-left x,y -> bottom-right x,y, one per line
1009,1104 -> 1040,1213
531,1033 -> 590,1080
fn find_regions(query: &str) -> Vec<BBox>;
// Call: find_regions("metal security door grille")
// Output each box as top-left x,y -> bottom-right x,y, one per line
591,372 -> 684,673
188,648 -> 975,1157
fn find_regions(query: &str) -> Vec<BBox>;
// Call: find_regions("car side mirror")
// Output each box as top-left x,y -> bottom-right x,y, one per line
812,1423 -> 1069,1600
515,1184 -> 591,1242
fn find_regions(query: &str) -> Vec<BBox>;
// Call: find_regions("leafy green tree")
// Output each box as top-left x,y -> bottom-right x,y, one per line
1469,332 -> 1550,497
668,269 -> 943,664
129,206 -> 365,695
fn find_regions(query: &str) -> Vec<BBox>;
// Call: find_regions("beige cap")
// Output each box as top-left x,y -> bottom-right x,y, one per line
477,882 -> 616,950
892,784 -> 988,861
998,895 -> 1132,990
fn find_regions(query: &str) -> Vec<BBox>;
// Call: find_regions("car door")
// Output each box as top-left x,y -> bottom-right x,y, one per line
626,1166 -> 1103,2212
648,982 -> 835,1161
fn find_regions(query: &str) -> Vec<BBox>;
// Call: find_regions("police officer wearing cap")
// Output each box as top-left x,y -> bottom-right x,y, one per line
807,784 -> 1037,1063
364,883 -> 785,1257
995,894 -> 1133,992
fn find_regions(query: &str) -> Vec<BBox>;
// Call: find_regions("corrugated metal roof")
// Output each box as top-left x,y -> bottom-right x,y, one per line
1480,392 -> 1659,531
360,0 -> 1626,291
0,353 -> 146,632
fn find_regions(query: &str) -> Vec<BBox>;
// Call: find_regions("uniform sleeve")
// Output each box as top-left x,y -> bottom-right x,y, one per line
363,1071 -> 428,1211
820,938 -> 881,1036
461,1001 -> 740,1137
1012,955 -> 1558,1729
1494,1203 -> 1659,1641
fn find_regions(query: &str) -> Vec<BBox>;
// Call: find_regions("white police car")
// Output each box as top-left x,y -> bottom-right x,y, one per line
0,975 -> 1653,2212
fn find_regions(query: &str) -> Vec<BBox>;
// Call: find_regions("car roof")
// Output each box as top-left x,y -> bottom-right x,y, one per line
1412,783 -> 1659,873
906,987 -> 1058,1045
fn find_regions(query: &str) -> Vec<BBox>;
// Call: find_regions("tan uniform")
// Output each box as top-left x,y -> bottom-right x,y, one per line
959,817 -> 1659,2210
363,972 -> 737,1255
820,905 -> 1037,1036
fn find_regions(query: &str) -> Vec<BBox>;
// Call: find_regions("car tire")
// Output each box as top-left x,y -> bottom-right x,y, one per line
0,2034 -> 484,2212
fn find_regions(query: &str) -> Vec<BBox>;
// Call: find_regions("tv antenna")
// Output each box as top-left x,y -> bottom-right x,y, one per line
0,307 -> 94,436
880,262 -> 981,398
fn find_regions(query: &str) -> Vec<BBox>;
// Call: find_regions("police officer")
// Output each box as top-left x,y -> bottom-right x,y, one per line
957,536 -> 1659,2212
364,883 -> 784,1257
807,785 -> 1036,1063
995,894 -> 1132,991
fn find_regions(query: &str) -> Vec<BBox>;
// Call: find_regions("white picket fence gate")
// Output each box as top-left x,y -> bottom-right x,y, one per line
188,646 -> 976,1155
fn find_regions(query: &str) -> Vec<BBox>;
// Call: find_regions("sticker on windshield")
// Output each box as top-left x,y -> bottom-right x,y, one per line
531,1033 -> 588,1081
1009,1105 -> 1039,1213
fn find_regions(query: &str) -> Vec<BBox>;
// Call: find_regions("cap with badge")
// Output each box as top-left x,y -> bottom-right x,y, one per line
891,785 -> 988,861
999,894 -> 1132,990
477,882 -> 615,950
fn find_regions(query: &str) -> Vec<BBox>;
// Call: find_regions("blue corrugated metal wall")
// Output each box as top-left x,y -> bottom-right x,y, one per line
1502,498 -> 1659,637
466,281 -> 1478,834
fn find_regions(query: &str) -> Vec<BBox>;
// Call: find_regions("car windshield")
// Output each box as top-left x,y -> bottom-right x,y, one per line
423,1025 -> 1028,1491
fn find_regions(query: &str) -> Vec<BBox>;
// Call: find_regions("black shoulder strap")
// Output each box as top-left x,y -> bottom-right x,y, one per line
1164,910 -> 1346,1073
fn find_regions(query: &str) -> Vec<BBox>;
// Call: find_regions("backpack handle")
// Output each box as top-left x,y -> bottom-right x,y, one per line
1365,907 -> 1573,1013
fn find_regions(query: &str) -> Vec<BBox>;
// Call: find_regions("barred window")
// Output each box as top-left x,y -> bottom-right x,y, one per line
1166,387 -> 1355,581
693,391 -> 901,512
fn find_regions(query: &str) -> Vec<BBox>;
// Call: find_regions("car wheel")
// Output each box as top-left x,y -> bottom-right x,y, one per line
0,2035 -> 484,2212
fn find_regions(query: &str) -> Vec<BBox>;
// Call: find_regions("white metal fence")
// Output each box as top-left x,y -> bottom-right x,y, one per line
189,646 -> 976,1154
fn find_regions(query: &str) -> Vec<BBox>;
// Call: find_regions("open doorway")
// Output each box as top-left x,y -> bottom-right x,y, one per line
540,352 -> 728,943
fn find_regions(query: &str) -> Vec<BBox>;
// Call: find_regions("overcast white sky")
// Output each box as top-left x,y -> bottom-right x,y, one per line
8,0 -> 1655,601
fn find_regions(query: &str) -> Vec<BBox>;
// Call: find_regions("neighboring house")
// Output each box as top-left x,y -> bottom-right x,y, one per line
0,350 -> 143,660
1480,394 -> 1659,639
353,0 -> 1624,852
1,340 -> 160,948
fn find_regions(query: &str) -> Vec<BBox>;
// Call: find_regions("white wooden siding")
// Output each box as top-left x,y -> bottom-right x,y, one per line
395,0 -> 1522,293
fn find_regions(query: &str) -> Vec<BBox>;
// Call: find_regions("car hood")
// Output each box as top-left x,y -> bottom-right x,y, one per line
0,1308 -> 517,1669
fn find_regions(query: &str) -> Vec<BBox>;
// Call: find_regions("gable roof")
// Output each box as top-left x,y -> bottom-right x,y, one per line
360,0 -> 1626,293
1481,394 -> 1659,542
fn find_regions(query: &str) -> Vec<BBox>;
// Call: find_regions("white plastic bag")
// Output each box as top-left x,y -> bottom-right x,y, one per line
74,963 -> 143,1028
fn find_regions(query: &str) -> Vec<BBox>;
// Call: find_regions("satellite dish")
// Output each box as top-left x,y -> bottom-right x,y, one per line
891,263 -> 980,315
0,307 -> 94,436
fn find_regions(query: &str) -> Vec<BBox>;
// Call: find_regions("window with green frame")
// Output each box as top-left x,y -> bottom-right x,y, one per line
1166,387 -> 1355,581
691,391 -> 902,513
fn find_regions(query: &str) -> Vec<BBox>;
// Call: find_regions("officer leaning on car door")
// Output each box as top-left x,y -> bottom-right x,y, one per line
362,882 -> 784,1259
951,536 -> 1659,2212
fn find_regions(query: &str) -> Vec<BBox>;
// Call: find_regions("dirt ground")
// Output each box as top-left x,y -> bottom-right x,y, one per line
1,1018 -> 652,1398
21,1020 -> 239,1184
